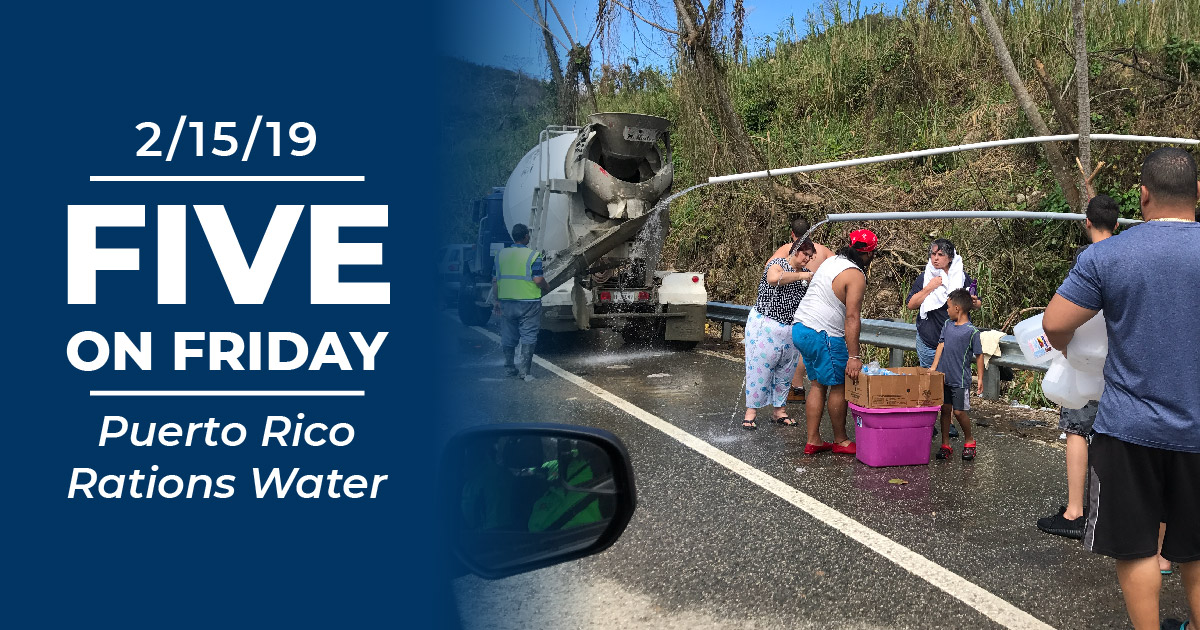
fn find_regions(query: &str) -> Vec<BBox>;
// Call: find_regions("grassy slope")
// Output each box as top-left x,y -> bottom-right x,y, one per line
438,57 -> 556,241
440,3 -> 1197,403
594,0 -> 1199,334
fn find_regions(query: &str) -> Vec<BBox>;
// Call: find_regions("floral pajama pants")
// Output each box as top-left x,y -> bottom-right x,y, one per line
744,308 -> 801,409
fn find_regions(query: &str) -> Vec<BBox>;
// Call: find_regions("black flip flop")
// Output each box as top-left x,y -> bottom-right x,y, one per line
774,415 -> 798,426
742,419 -> 758,430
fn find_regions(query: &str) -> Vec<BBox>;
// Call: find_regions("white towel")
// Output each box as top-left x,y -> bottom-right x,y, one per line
919,254 -> 965,319
979,329 -> 1005,370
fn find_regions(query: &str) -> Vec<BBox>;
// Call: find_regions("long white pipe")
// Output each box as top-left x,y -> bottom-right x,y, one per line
708,133 -> 1199,184
823,210 -> 1142,225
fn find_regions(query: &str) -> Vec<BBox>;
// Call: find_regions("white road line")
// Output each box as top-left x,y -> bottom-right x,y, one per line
469,325 -> 1055,630
696,348 -> 741,363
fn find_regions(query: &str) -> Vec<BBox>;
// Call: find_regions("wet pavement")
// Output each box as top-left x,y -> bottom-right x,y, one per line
440,316 -> 1190,629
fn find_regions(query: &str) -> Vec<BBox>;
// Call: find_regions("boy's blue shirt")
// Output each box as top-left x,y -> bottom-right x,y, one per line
937,320 -> 981,389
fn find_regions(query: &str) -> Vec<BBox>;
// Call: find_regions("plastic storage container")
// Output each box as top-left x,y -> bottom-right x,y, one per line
1041,357 -> 1091,409
1066,311 -> 1107,373
850,402 -> 941,467
1014,313 -> 1061,365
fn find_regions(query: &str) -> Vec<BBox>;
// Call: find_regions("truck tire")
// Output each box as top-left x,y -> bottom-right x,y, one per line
458,290 -> 491,327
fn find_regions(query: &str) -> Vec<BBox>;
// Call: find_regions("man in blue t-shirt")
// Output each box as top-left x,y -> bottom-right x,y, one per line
1044,147 -> 1200,630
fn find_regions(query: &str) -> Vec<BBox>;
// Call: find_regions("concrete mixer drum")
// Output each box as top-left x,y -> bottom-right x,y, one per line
461,113 -> 707,347
567,112 -> 673,222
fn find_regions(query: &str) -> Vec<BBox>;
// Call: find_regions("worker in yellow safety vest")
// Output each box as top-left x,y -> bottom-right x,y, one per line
492,224 -> 548,381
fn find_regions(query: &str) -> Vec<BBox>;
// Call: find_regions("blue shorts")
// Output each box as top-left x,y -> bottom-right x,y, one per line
944,385 -> 970,411
791,323 -> 848,386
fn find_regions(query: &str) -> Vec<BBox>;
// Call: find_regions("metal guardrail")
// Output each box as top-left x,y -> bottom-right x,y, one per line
706,301 -> 751,324
706,301 -> 1044,400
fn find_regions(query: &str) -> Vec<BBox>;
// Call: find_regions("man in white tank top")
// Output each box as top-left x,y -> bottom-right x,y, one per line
790,229 -> 878,456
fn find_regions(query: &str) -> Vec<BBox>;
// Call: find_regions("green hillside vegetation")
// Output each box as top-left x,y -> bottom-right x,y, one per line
439,57 -> 557,239
448,0 -> 1198,339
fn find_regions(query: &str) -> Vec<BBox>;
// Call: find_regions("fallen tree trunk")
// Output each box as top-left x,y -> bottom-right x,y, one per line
974,0 -> 1080,210
1073,0 -> 1091,208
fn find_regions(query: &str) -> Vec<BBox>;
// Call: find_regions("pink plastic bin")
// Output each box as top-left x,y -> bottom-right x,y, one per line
849,402 -> 940,467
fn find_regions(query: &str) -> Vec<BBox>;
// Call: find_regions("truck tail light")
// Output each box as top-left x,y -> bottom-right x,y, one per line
637,291 -> 650,300
599,291 -> 611,301
692,275 -> 700,283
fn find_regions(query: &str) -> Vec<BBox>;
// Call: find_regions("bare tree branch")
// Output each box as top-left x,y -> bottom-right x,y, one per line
510,0 -> 571,50
546,0 -> 600,112
1032,58 -> 1076,135
546,0 -> 577,46
1072,0 -> 1090,209
608,0 -> 682,36
530,0 -> 571,120
973,0 -> 1080,210
1097,51 -> 1187,87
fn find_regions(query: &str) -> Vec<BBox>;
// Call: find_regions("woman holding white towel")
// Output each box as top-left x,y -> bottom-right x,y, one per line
905,238 -> 982,368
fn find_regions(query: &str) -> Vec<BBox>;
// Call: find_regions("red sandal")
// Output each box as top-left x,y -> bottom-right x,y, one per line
803,441 -> 833,455
962,441 -> 977,461
831,441 -> 856,455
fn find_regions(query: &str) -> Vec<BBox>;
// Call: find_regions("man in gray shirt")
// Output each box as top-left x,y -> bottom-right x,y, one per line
1044,147 -> 1200,630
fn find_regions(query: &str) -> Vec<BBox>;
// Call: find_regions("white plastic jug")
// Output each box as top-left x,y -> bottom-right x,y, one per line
1074,367 -> 1104,401
1014,313 -> 1062,365
1042,357 -> 1091,409
1066,311 -> 1108,373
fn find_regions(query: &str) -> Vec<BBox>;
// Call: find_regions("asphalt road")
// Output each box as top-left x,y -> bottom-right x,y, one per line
440,316 -> 1190,630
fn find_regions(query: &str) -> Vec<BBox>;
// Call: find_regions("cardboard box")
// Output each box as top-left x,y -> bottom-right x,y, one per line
846,366 -> 944,409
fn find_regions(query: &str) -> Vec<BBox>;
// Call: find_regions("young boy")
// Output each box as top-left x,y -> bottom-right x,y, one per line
1037,193 -> 1117,539
930,289 -> 984,460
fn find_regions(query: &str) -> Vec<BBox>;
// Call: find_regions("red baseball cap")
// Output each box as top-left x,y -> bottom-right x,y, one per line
849,228 -> 878,252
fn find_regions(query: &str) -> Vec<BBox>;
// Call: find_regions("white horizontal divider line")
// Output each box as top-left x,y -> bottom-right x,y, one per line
469,324 -> 1054,630
89,390 -> 365,397
89,175 -> 365,182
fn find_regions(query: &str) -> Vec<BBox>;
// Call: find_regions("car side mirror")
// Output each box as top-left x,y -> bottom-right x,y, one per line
441,424 -> 637,579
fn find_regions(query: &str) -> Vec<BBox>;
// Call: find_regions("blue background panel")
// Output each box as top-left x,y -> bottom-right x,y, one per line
4,3 -> 455,627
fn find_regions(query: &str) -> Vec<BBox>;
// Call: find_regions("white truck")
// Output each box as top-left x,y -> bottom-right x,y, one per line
458,113 -> 707,348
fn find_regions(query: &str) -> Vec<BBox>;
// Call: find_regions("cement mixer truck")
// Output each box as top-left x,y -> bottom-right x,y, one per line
457,113 -> 707,348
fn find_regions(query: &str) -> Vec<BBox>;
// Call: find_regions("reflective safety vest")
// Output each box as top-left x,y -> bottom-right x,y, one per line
527,457 -> 603,532
496,246 -> 542,300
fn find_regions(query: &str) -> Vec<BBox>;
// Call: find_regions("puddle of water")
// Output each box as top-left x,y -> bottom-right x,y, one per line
606,364 -> 631,370
647,373 -> 670,378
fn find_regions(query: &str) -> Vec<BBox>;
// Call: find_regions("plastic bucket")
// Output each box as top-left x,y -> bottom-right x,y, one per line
850,402 -> 940,467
